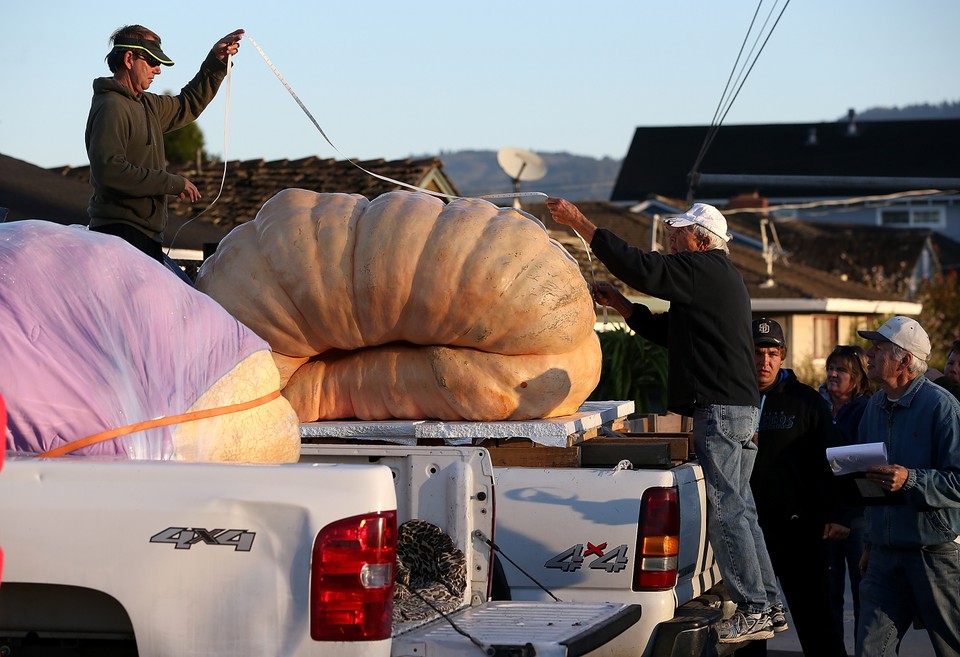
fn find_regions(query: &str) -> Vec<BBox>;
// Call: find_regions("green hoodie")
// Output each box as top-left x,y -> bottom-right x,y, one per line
85,51 -> 227,241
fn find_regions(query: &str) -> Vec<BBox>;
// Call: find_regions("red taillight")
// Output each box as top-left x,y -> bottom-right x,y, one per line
633,487 -> 679,591
310,510 -> 397,641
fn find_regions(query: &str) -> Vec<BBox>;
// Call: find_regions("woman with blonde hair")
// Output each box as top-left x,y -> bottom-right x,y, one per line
819,344 -> 873,650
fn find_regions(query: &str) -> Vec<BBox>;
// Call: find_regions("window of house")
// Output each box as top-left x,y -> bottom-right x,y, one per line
878,206 -> 945,228
813,315 -> 838,359
912,209 -> 942,225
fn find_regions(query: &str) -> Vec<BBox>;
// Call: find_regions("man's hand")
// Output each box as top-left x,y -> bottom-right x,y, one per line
546,197 -> 597,244
179,178 -> 202,202
859,548 -> 870,576
592,282 -> 633,318
213,29 -> 245,63
823,523 -> 851,541
865,464 -> 909,492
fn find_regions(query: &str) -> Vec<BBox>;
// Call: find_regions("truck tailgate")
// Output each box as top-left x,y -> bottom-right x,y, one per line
392,601 -> 643,657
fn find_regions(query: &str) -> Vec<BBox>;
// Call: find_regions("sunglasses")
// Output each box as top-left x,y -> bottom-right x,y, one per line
135,52 -> 162,68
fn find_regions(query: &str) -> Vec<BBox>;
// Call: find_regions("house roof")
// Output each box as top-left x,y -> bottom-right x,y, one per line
522,201 -> 915,312
60,157 -> 457,234
610,118 -> 960,203
1,152 -> 228,248
723,211 -> 960,289
0,153 -> 91,224
54,155 -> 459,248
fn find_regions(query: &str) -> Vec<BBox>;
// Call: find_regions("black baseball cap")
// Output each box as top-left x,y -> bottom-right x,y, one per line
112,37 -> 175,66
753,318 -> 785,346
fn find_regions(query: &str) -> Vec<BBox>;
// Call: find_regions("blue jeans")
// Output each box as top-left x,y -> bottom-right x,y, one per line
826,518 -> 865,646
693,404 -> 780,614
857,542 -> 960,657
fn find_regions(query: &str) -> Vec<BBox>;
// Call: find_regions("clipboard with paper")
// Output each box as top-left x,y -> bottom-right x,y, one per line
826,442 -> 906,505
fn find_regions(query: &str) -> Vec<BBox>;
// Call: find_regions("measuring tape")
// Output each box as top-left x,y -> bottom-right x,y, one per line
167,35 -> 547,254
244,35 -> 546,204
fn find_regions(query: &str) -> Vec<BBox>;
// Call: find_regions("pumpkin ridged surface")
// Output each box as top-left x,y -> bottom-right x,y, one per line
197,189 -> 601,421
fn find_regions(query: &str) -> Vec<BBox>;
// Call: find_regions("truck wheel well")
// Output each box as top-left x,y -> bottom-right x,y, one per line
0,582 -> 135,641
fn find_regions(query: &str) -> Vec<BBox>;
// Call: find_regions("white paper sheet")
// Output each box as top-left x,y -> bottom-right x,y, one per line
826,442 -> 889,475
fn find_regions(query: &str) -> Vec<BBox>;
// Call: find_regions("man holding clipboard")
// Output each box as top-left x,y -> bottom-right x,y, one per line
854,316 -> 960,656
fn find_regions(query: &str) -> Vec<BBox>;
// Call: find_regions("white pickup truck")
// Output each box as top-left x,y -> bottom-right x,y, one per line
0,444 -> 644,657
300,402 -> 727,657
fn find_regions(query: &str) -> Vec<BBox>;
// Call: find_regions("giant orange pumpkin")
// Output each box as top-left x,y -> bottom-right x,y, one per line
196,189 -> 601,421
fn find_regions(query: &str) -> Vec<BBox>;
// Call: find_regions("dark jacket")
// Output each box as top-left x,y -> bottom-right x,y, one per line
934,374 -> 960,401
85,51 -> 228,241
590,228 -> 758,416
820,386 -> 870,523
754,369 -> 843,526
818,385 -> 870,448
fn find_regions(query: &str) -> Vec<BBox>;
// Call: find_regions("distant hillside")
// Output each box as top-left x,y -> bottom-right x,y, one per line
431,150 -> 621,202
852,100 -> 960,121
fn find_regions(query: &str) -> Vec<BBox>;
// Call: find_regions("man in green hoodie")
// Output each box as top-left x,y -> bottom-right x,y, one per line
86,25 -> 243,262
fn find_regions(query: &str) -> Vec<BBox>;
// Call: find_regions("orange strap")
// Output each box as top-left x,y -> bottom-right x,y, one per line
38,390 -> 282,458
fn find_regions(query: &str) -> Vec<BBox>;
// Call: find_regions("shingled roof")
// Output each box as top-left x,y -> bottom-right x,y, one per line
56,155 -> 459,247
722,211 -> 960,296
522,201 -> 908,307
47,157 -> 458,250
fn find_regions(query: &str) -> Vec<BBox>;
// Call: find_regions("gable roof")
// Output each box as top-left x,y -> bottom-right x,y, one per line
54,156 -> 459,248
522,201 -> 916,313
611,118 -> 960,203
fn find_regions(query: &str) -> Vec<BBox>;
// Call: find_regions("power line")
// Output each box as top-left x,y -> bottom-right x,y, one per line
687,0 -> 792,202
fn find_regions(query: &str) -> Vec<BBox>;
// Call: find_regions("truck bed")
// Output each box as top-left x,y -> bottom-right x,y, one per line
392,601 -> 643,657
300,404 -> 723,657
300,401 -> 636,448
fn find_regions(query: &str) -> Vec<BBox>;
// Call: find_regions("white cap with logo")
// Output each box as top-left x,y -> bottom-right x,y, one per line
661,203 -> 732,243
857,316 -> 931,361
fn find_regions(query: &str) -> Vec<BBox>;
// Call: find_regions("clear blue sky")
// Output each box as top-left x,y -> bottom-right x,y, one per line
3,1 -> 957,169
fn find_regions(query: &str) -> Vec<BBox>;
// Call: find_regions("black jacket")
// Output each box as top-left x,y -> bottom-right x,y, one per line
590,228 -> 758,416
753,369 -> 843,526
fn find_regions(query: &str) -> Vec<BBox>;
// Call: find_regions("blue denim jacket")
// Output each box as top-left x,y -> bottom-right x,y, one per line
859,375 -> 960,548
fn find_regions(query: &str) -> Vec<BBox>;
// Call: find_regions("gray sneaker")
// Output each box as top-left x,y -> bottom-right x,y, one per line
717,610 -> 775,643
770,603 -> 789,633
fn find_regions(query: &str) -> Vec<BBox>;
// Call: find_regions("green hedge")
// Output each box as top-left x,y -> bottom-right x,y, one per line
588,327 -> 669,414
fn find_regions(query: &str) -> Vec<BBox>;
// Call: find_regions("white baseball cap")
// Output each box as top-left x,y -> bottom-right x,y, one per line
857,316 -> 931,361
662,203 -> 732,243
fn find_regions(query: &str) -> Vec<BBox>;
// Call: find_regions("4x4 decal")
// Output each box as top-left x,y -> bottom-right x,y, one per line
545,543 -> 629,573
150,527 -> 256,552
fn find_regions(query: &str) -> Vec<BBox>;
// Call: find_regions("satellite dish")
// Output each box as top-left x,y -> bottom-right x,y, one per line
497,147 -> 547,208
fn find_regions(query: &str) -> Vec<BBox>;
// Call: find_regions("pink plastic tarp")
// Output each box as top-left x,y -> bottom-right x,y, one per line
0,221 -> 267,459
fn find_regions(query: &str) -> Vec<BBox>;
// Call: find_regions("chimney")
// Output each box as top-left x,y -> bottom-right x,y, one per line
728,192 -> 769,211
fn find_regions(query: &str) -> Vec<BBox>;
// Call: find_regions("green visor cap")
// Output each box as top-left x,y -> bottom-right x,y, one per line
112,37 -> 175,66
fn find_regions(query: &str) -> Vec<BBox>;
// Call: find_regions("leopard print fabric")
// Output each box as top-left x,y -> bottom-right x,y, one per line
393,519 -> 467,623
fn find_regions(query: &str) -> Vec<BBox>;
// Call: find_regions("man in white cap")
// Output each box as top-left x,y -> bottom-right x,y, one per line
546,199 -> 779,643
855,316 -> 960,656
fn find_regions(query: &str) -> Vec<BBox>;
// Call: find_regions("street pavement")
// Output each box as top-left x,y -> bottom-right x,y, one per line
765,580 -> 935,657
